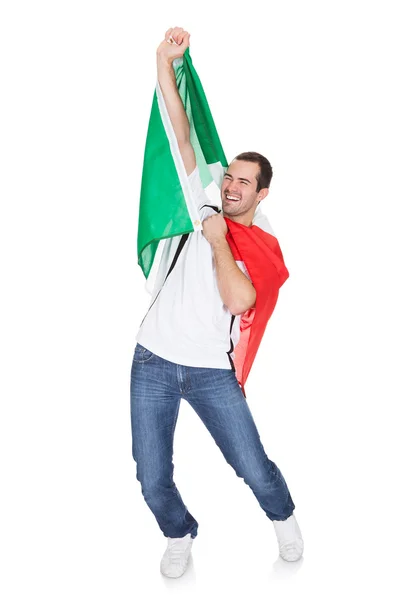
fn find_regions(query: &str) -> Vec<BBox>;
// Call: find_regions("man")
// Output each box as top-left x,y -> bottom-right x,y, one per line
130,26 -> 304,578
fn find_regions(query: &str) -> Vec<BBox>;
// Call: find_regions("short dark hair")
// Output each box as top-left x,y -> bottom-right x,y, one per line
231,151 -> 273,192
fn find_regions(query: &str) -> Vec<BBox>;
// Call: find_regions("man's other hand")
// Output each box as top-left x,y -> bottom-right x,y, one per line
201,214 -> 228,246
157,27 -> 190,63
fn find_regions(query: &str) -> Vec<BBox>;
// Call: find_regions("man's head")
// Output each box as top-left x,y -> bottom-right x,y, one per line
221,151 -> 272,226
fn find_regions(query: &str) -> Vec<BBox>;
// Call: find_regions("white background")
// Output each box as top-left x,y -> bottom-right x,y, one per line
1,0 -> 399,598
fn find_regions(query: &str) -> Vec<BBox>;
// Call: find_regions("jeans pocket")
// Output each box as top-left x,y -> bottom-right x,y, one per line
132,343 -> 154,363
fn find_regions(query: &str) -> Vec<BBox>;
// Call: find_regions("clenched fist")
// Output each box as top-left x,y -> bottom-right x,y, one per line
157,27 -> 191,63
201,213 -> 228,246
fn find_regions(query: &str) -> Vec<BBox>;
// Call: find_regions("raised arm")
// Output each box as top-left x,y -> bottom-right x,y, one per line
156,27 -> 196,175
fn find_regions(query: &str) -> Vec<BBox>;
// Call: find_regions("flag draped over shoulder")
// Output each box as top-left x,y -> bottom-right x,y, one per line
225,218 -> 289,397
137,47 -> 289,397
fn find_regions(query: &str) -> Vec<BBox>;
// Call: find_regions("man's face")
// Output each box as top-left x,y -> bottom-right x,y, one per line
220,160 -> 267,223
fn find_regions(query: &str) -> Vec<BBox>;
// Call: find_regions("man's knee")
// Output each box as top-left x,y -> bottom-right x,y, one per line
236,453 -> 283,490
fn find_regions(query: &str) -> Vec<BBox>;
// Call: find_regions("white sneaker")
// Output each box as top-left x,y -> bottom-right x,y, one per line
160,533 -> 194,578
272,513 -> 304,561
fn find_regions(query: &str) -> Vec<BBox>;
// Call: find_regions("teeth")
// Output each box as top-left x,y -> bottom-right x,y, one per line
226,195 -> 240,200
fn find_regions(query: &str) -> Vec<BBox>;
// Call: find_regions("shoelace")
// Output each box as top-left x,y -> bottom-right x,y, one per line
167,543 -> 190,564
280,541 -> 298,549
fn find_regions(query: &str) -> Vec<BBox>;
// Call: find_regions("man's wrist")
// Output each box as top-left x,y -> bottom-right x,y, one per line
156,52 -> 174,68
211,235 -> 228,249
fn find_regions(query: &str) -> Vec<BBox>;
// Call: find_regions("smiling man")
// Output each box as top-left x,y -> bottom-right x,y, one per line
130,27 -> 304,578
222,158 -> 269,223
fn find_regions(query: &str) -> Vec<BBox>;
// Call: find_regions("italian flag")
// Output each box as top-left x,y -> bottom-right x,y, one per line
138,48 -> 228,295
137,47 -> 289,397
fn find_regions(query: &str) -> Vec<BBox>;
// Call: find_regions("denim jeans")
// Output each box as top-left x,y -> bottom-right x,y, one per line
130,342 -> 295,539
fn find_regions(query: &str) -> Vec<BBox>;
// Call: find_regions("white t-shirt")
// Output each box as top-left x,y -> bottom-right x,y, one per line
135,165 -> 252,369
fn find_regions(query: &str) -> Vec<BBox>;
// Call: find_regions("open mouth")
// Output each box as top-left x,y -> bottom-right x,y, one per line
225,195 -> 241,202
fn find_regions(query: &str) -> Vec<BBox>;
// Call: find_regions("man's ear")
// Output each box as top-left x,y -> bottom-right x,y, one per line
257,188 -> 269,203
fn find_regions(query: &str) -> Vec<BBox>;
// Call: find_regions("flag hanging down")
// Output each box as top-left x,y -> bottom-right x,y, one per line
137,47 -> 228,296
137,47 -> 289,397
224,216 -> 289,397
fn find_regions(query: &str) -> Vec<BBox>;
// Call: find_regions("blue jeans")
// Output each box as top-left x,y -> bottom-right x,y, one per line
130,343 -> 295,539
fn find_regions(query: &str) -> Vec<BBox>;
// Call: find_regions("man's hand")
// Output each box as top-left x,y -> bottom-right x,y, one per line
201,213 -> 228,246
157,27 -> 190,64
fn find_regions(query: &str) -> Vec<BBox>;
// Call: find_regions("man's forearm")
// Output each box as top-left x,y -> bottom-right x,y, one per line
156,53 -> 190,143
212,238 -> 256,315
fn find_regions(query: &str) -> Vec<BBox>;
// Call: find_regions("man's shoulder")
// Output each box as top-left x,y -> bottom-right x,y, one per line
187,164 -> 224,214
200,203 -> 220,215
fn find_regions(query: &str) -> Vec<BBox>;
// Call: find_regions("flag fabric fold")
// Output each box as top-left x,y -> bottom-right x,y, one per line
137,47 -> 289,397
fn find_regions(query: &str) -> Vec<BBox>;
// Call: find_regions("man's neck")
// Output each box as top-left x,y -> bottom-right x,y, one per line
222,212 -> 254,228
